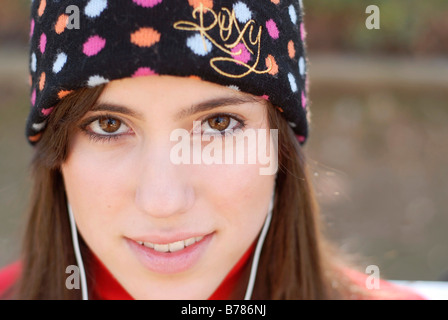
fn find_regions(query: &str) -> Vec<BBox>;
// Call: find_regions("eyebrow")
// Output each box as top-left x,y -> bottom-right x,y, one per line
175,96 -> 260,120
90,103 -> 145,120
90,95 -> 260,121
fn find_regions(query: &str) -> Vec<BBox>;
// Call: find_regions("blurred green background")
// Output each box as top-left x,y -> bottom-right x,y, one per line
1,1 -> 447,282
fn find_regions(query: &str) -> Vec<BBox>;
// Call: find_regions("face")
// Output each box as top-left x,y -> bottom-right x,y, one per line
61,75 -> 276,299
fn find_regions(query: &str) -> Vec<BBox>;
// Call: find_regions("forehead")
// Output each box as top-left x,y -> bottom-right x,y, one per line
101,75 -> 242,101
96,75 -> 264,118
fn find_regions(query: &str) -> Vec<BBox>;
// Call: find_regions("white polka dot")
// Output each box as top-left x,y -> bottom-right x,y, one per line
52,52 -> 67,74
32,121 -> 46,131
289,5 -> 297,25
288,121 -> 297,128
31,53 -> 37,73
87,75 -> 109,87
299,0 -> 304,9
85,0 -> 108,18
186,34 -> 212,56
299,56 -> 306,76
288,73 -> 298,92
233,2 -> 252,24
227,85 -> 240,91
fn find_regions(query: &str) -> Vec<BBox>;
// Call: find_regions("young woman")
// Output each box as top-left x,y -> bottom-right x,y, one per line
0,0 -> 423,300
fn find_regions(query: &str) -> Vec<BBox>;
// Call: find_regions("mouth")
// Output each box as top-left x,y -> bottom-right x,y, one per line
135,235 -> 205,253
126,233 -> 214,274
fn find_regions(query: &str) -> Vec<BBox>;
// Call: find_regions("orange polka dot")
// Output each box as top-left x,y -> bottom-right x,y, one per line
38,0 -> 46,17
266,55 -> 278,75
270,0 -> 280,4
288,40 -> 296,59
188,0 -> 213,11
29,133 -> 42,142
188,75 -> 202,81
277,106 -> 284,113
130,27 -> 161,48
57,90 -> 73,99
39,72 -> 46,91
55,14 -> 68,34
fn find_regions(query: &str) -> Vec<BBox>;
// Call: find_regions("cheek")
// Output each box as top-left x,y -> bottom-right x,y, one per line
199,162 -> 275,228
61,142 -> 135,240
196,163 -> 275,271
63,155 -> 129,208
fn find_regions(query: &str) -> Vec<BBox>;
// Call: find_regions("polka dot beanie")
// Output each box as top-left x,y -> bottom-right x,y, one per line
26,0 -> 309,145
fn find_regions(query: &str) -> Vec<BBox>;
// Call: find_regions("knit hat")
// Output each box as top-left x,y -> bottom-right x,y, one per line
26,0 -> 309,145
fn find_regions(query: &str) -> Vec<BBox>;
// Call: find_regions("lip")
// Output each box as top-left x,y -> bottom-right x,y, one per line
126,232 -> 214,274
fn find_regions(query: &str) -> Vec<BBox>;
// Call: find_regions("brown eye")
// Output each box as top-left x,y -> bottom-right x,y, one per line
207,115 -> 230,131
98,116 -> 121,133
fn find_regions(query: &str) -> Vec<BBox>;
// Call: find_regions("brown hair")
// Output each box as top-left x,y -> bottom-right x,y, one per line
9,84 -> 368,300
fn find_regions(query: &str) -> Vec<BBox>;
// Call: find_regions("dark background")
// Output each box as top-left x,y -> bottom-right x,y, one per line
1,0 -> 447,282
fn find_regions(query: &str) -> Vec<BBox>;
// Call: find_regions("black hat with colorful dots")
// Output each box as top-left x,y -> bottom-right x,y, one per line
26,0 -> 309,145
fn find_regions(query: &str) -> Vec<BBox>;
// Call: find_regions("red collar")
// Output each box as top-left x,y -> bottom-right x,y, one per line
91,243 -> 255,300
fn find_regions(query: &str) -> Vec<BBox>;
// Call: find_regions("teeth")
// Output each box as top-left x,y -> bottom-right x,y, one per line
138,236 -> 205,253
153,244 -> 169,252
168,240 -> 185,253
143,242 -> 154,249
184,237 -> 196,247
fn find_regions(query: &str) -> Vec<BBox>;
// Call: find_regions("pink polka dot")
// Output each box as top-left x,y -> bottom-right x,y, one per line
301,92 -> 307,109
300,22 -> 306,41
231,43 -> 251,64
297,135 -> 306,143
39,33 -> 47,54
41,106 -> 54,116
132,67 -> 157,78
31,89 -> 36,106
266,19 -> 279,39
30,19 -> 35,38
83,35 -> 106,57
260,95 -> 269,100
132,0 -> 163,8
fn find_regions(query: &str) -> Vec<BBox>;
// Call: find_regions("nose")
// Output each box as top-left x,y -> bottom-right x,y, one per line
134,142 -> 195,219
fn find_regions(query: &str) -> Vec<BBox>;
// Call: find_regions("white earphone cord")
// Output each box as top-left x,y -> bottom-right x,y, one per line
67,204 -> 89,300
67,186 -> 274,301
243,189 -> 274,300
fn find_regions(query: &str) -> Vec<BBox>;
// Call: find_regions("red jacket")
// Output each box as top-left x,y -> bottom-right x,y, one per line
0,256 -> 425,300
